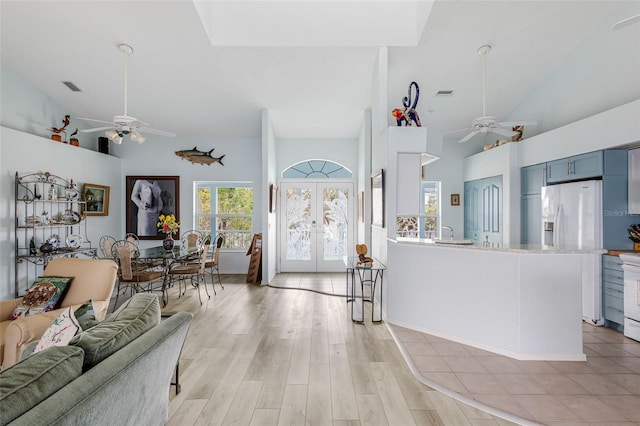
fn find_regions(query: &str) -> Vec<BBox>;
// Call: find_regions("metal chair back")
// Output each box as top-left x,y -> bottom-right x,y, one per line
99,235 -> 117,259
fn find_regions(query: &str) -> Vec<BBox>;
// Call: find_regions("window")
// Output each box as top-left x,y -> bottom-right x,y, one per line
395,181 -> 441,239
195,182 -> 253,249
421,181 -> 441,239
282,160 -> 352,179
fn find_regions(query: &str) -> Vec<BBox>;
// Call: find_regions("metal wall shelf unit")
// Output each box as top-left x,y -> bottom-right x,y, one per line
14,171 -> 97,297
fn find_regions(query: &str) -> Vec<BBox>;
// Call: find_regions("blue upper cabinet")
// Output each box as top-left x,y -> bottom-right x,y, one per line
546,151 -> 603,183
521,163 -> 547,195
520,163 -> 546,244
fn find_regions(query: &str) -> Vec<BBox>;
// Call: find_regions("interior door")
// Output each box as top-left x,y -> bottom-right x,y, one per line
280,181 -> 353,272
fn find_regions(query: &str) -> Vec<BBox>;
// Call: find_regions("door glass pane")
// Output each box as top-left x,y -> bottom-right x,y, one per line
322,187 -> 348,261
285,187 -> 312,261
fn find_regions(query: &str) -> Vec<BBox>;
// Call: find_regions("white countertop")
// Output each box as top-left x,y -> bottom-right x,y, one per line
394,237 -> 606,254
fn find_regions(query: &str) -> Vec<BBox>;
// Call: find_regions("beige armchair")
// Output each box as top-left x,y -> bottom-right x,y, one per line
0,258 -> 118,369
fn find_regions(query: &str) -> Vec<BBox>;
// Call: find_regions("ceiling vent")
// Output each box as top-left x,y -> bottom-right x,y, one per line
62,81 -> 81,92
436,90 -> 454,97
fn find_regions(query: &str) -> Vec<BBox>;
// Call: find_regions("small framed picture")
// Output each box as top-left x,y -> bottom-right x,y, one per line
451,193 -> 460,206
83,183 -> 110,216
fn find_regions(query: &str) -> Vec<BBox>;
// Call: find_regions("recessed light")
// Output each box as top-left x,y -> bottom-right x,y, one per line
436,90 -> 453,97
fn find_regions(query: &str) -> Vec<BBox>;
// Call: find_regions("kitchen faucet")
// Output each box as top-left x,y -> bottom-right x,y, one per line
442,226 -> 454,240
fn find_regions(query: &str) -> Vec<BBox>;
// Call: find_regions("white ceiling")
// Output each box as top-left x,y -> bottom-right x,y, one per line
0,1 -> 638,142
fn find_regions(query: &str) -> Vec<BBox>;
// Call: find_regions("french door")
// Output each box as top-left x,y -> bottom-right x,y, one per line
280,181 -> 354,272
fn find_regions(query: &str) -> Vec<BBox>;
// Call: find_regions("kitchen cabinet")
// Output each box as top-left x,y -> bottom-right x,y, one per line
629,148 -> 640,214
520,163 -> 546,245
546,151 -> 603,183
602,149 -> 635,250
521,163 -> 547,195
464,175 -> 502,244
521,194 -> 541,245
602,254 -> 625,331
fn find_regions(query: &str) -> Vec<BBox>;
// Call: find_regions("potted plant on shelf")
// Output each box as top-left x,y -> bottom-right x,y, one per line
157,214 -> 180,251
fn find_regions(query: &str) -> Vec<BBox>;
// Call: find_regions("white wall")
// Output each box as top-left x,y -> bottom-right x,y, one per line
0,126 -> 122,300
520,99 -> 640,167
371,48 -> 389,266
422,138 -> 480,240
262,110 -> 277,282
357,110 -> 371,247
504,2 -> 640,139
1,63 -> 96,150
114,134 -> 262,274
276,138 -> 359,178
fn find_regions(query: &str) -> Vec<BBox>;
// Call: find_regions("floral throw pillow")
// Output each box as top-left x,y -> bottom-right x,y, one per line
11,276 -> 74,320
34,307 -> 81,353
73,300 -> 99,331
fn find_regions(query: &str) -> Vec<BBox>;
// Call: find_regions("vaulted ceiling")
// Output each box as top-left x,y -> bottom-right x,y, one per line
1,1 -> 638,143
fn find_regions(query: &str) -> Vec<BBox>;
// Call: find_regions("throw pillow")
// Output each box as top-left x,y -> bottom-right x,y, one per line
73,300 -> 99,331
34,307 -> 81,353
0,346 -> 84,425
70,293 -> 160,371
11,276 -> 73,320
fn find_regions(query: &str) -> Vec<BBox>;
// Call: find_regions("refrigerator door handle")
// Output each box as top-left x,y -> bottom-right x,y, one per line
553,205 -> 562,247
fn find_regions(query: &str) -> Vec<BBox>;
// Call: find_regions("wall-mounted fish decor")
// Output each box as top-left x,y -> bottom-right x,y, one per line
175,146 -> 225,166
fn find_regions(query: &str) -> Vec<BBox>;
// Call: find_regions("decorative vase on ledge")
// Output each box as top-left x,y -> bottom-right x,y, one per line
162,234 -> 175,251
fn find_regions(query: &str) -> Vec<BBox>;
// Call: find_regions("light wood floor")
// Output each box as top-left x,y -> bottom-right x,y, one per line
159,275 -> 518,426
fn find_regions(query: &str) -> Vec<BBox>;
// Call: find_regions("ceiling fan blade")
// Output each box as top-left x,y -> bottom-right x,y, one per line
498,120 -> 537,127
138,127 -> 176,138
489,127 -> 518,138
612,13 -> 640,30
443,127 -> 473,135
76,117 -> 114,125
80,126 -> 117,133
457,130 -> 480,143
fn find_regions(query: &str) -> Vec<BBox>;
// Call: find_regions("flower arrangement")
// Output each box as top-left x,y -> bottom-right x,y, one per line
157,214 -> 180,235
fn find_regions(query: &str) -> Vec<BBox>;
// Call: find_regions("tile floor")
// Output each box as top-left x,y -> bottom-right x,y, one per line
390,322 -> 640,425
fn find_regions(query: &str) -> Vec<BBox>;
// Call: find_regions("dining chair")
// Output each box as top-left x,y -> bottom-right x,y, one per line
99,235 -> 117,259
180,230 -> 204,254
124,233 -> 140,247
205,234 -> 225,294
166,245 -> 210,305
111,239 -> 165,311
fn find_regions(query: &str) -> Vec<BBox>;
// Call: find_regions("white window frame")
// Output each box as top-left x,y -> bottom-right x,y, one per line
420,181 -> 441,240
195,181 -> 253,250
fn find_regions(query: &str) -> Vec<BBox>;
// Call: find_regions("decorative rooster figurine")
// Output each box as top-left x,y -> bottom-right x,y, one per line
50,115 -> 70,134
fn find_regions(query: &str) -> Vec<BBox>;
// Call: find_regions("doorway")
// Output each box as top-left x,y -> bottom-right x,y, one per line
280,180 -> 354,272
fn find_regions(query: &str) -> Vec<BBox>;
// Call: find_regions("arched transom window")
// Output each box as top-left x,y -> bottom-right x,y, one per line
282,160 -> 352,179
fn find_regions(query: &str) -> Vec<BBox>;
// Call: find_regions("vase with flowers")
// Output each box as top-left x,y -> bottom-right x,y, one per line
157,214 -> 180,251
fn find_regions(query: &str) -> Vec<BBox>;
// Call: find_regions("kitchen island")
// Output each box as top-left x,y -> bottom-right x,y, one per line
387,239 -> 605,361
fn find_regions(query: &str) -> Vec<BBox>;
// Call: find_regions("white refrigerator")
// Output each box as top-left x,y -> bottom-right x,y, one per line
541,180 -> 603,325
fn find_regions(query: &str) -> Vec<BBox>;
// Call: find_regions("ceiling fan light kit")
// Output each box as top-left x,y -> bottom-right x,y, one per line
79,43 -> 175,144
448,44 -> 536,144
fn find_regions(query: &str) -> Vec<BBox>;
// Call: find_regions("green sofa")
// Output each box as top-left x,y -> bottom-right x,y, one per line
0,293 -> 192,426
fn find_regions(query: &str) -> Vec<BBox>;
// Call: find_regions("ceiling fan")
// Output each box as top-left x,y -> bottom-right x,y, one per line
79,44 -> 175,144
611,13 -> 640,30
448,45 -> 536,144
